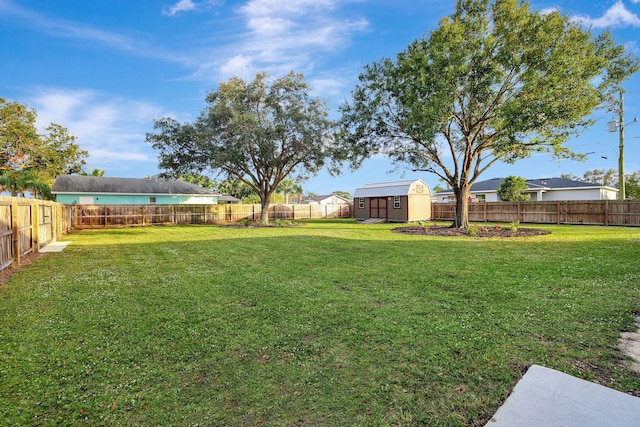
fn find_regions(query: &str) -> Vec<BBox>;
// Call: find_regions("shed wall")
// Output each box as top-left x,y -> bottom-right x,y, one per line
354,194 -> 431,222
407,194 -> 432,222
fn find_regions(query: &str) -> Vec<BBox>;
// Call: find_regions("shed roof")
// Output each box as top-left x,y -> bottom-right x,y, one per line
52,175 -> 216,196
353,179 -> 429,198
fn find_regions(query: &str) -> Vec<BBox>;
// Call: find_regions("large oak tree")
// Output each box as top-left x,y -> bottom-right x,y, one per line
337,0 -> 638,228
147,72 -> 336,224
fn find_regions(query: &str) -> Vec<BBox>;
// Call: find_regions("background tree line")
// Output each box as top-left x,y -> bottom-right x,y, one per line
0,97 -> 90,199
562,169 -> 640,199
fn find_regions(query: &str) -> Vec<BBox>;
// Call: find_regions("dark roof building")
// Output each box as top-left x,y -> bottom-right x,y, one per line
434,177 -> 618,202
52,175 -> 219,205
301,194 -> 351,205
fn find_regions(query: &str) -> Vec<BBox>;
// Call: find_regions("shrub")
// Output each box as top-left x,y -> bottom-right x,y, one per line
466,224 -> 482,236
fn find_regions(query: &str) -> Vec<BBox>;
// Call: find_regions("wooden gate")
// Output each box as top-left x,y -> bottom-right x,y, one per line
38,203 -> 53,248
370,197 -> 388,219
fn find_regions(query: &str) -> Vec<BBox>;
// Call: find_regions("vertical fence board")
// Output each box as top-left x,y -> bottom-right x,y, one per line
0,203 -> 12,270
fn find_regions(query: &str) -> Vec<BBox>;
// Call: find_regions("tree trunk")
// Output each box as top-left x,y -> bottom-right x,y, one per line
452,186 -> 470,229
259,198 -> 270,224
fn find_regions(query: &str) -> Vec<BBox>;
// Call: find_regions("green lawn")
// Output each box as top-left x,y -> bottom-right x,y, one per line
1,220 -> 639,426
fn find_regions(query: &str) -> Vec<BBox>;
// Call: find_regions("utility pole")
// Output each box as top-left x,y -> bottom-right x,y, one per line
608,90 -> 637,200
618,90 -> 625,200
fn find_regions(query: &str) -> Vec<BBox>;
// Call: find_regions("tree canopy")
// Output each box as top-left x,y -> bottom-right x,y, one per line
337,0 -> 639,228
0,98 -> 87,193
147,72 -> 336,223
562,169 -> 618,187
0,169 -> 52,199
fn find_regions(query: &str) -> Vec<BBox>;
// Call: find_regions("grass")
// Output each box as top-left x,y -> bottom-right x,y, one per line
1,220 -> 639,426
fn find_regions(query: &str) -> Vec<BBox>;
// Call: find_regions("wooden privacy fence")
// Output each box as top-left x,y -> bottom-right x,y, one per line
431,200 -> 640,226
0,197 -> 71,271
70,203 -> 353,229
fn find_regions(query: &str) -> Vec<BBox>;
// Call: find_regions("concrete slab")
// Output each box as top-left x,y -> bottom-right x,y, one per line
39,241 -> 70,253
486,365 -> 640,426
360,218 -> 386,224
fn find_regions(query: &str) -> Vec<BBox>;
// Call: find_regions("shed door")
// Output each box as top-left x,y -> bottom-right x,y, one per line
370,197 -> 387,219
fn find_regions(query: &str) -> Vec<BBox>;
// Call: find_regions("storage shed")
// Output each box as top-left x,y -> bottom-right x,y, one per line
353,179 -> 431,222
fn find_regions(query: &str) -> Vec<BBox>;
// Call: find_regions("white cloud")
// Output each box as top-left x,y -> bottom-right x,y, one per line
190,0 -> 368,82
28,88 -> 163,173
0,1 -> 134,50
0,1 -> 192,65
163,0 -> 197,16
162,0 -> 222,16
625,40 -> 639,54
539,7 -> 559,16
572,1 -> 640,28
219,55 -> 256,81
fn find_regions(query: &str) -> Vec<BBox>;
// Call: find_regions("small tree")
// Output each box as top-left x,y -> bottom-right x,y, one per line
277,178 -> 303,204
176,173 -> 214,188
332,190 -> 352,200
497,176 -> 530,201
626,171 -> 640,200
147,72 -> 336,224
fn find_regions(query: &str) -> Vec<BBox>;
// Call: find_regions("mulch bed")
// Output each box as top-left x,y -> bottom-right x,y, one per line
393,225 -> 551,238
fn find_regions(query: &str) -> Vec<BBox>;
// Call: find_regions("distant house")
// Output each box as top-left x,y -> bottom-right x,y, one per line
217,194 -> 241,204
353,179 -> 431,222
434,177 -> 618,202
301,194 -> 351,205
52,175 -> 219,205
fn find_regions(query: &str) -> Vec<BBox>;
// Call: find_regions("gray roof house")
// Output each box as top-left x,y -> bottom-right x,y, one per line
435,177 -> 618,202
52,175 -> 220,205
301,194 -> 351,205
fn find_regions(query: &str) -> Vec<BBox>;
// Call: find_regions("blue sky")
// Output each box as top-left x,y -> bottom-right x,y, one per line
1,0 -> 639,195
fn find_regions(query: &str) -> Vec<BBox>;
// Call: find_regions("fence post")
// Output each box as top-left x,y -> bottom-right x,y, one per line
604,200 -> 609,226
54,203 -> 60,241
11,199 -> 20,266
32,202 -> 39,252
